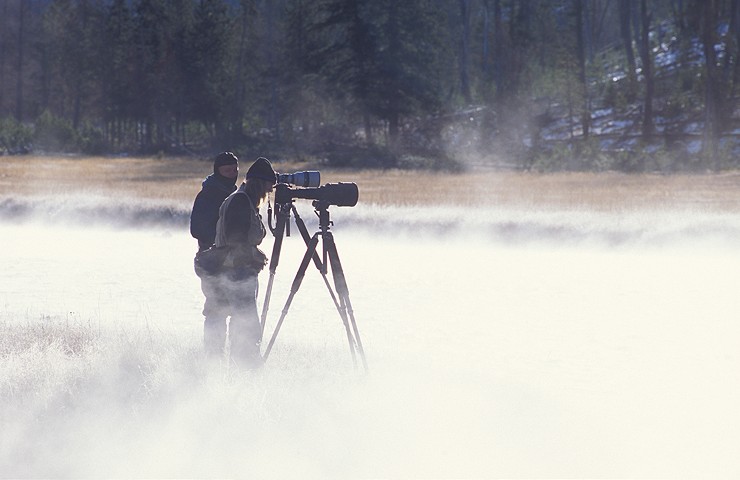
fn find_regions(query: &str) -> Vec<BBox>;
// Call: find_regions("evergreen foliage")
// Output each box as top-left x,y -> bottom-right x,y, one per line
0,0 -> 737,171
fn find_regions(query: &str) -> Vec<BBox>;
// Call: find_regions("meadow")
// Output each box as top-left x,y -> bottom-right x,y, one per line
1,155 -> 739,478
2,154 -> 739,210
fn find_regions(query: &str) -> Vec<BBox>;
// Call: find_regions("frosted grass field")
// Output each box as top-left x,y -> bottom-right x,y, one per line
1,191 -> 740,478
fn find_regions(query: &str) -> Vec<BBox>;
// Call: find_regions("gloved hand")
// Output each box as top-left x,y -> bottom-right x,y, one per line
253,247 -> 268,269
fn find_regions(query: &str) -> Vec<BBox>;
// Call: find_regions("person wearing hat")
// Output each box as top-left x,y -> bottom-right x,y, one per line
190,152 -> 239,358
210,156 -> 276,366
190,151 -> 239,252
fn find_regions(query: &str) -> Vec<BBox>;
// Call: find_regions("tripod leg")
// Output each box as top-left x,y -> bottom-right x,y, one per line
292,206 -> 344,313
262,233 -> 321,362
260,209 -> 289,340
324,232 -> 369,373
292,206 -> 324,271
343,295 -> 367,371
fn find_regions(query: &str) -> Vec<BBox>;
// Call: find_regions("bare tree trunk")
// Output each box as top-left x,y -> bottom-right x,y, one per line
458,0 -> 472,104
735,0 -> 740,99
727,0 -> 739,101
620,0 -> 637,84
671,0 -> 687,32
234,1 -> 253,141
575,0 -> 590,138
387,0 -> 401,148
701,0 -> 722,163
481,0 -> 490,78
492,0 -> 503,99
640,0 -> 654,138
265,0 -> 281,141
0,0 -> 7,114
591,0 -> 612,55
583,0 -> 593,61
15,0 -> 25,122
478,0 -> 498,153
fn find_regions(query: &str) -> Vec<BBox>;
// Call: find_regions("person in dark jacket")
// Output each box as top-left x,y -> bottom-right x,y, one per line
190,152 -> 239,252
190,152 -> 239,356
213,157 -> 275,367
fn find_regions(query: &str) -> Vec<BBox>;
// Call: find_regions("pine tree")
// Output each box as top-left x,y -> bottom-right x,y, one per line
304,0 -> 451,147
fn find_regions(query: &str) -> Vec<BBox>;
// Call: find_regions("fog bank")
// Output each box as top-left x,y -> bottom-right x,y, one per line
1,200 -> 739,478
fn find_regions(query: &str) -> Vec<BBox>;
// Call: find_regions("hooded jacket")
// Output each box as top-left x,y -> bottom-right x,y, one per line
190,173 -> 237,251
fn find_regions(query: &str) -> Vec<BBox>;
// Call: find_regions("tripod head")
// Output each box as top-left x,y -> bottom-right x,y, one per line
312,200 -> 334,233
269,182 -> 358,234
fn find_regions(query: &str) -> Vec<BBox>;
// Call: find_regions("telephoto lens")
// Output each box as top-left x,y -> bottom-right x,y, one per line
291,182 -> 359,207
276,171 -> 320,188
317,182 -> 358,207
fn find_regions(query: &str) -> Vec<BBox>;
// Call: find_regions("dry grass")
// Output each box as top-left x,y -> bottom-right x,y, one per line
1,155 -> 739,212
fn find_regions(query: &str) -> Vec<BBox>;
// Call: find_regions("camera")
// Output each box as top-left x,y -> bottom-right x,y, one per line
275,182 -> 358,207
276,170 -> 321,188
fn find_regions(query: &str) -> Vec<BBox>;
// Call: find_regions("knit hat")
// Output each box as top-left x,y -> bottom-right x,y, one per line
213,151 -> 238,173
246,157 -> 276,184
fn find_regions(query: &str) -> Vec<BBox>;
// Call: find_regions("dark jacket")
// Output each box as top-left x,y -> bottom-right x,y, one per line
190,174 -> 237,251
212,186 -> 267,276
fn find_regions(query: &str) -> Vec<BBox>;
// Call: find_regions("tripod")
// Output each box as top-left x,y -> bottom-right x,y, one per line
259,198 -> 368,372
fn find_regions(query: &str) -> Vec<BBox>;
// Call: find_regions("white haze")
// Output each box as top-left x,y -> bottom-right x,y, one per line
1,198 -> 739,478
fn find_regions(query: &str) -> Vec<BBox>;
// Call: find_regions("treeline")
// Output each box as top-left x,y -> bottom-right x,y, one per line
0,0 -> 738,171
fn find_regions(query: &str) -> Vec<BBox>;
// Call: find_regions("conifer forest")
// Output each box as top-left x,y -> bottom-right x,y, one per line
0,0 -> 738,171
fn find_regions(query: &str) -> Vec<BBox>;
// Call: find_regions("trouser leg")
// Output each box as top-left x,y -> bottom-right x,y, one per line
201,275 -> 229,356
203,319 -> 227,356
226,275 -> 262,367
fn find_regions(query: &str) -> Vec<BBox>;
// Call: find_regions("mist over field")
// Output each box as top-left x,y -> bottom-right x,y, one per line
1,192 -> 739,478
